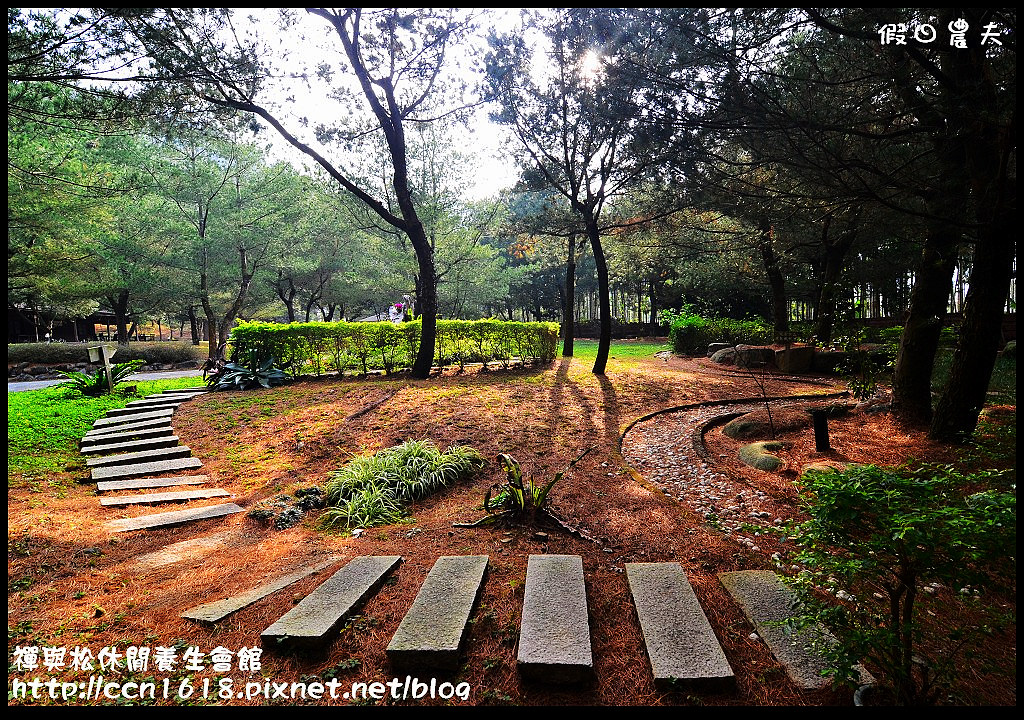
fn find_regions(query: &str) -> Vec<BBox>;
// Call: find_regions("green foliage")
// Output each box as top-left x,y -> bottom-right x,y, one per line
320,440 -> 485,531
784,463 -> 1016,705
664,306 -> 772,355
57,360 -> 145,396
833,330 -> 896,400
206,357 -> 288,391
228,319 -> 559,377
468,446 -> 594,527
7,342 -> 201,366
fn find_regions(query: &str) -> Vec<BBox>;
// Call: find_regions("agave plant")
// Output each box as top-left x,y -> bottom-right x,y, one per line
58,360 -> 144,397
206,357 -> 288,391
320,440 -> 485,531
462,446 -> 595,527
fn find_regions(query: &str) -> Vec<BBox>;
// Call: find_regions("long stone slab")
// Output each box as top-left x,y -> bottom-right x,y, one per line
106,503 -> 243,533
86,446 -> 192,468
81,425 -> 175,445
159,389 -> 207,396
92,457 -> 202,482
626,563 -> 734,691
718,570 -> 873,690
261,556 -> 402,651
517,554 -> 593,683
182,558 -> 341,625
125,396 -> 189,408
105,401 -> 183,417
92,408 -> 173,428
100,488 -> 230,506
97,475 -> 209,492
387,555 -> 489,670
135,529 -> 230,569
81,435 -> 181,456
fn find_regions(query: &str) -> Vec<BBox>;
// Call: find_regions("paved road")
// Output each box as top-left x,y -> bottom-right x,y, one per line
7,369 -> 204,393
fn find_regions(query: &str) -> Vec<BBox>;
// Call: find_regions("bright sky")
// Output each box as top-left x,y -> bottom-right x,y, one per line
236,8 -> 525,201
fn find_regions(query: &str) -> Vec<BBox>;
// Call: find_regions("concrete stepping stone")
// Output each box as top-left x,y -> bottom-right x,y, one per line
125,396 -> 188,408
261,555 -> 402,651
626,562 -> 734,691
517,554 -> 593,683
718,570 -> 872,690
81,435 -> 181,456
100,488 -> 230,507
182,558 -> 341,625
135,529 -> 230,569
387,555 -> 489,670
81,424 -> 175,446
106,401 -> 182,417
97,475 -> 209,492
106,502 -> 243,533
86,446 -> 192,468
92,408 -> 174,428
159,389 -> 207,396
91,456 -> 202,482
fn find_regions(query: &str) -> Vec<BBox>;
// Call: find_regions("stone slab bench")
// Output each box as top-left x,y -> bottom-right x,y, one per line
86,446 -> 192,468
100,488 -> 230,507
517,554 -> 593,683
91,456 -> 202,482
626,562 -> 734,691
106,502 -> 243,533
83,419 -> 173,440
81,429 -> 177,451
97,475 -> 208,493
92,408 -> 174,428
261,555 -> 402,651
387,555 -> 489,670
718,570 -> 872,690
182,558 -> 341,625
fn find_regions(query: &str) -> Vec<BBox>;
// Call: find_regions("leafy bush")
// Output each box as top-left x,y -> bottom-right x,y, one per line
320,440 -> 485,531
784,463 -> 1015,705
227,319 -> 559,377
8,341 -> 200,366
57,360 -> 145,396
205,357 -> 288,391
460,446 -> 594,527
663,307 -> 772,355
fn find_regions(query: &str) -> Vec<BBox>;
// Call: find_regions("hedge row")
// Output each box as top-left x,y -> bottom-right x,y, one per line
666,311 -> 773,355
228,319 -> 560,376
7,341 -> 201,366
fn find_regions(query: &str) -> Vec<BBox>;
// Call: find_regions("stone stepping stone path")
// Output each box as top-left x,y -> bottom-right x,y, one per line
83,419 -> 174,440
97,475 -> 209,493
718,570 -> 872,690
517,554 -> 593,683
387,555 -> 489,671
92,456 -> 203,482
80,434 -> 181,455
261,555 -> 402,651
626,562 -> 734,691
104,403 -> 182,418
181,558 -> 341,625
100,488 -> 230,507
107,503 -> 244,533
134,530 -> 231,569
86,445 -> 194,468
91,407 -> 174,428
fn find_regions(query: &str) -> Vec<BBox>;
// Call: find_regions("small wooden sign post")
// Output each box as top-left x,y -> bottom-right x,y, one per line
88,344 -> 117,394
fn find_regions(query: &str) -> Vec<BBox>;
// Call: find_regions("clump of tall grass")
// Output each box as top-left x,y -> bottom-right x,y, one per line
320,440 -> 484,531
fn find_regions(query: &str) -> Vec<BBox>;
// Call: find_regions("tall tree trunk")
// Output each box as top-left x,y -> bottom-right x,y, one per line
188,306 -> 200,346
562,233 -> 577,357
814,219 -> 859,346
757,218 -> 789,333
587,218 -> 612,375
107,289 -> 131,345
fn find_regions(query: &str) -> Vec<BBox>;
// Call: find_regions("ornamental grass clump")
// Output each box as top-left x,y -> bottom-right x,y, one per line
320,440 -> 484,531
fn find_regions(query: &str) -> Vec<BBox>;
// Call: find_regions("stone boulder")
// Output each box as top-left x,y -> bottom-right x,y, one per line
738,441 -> 785,471
774,345 -> 815,373
710,347 -> 737,365
707,342 -> 734,358
722,408 -> 813,440
735,345 -> 776,369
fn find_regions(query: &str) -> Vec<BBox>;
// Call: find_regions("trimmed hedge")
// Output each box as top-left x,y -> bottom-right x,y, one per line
8,341 -> 201,366
228,319 -> 560,377
666,310 -> 772,356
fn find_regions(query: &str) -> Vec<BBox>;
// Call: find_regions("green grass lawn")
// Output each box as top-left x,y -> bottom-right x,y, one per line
7,377 -> 204,485
562,338 -> 670,361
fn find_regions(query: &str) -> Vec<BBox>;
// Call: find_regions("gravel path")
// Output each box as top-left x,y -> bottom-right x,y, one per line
622,401 -> 792,556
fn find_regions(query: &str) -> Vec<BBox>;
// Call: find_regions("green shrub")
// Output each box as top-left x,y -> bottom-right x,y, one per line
8,341 -> 200,366
57,359 -> 145,396
320,440 -> 485,531
227,319 -> 559,377
783,463 -> 1015,704
665,307 -> 772,355
206,357 -> 288,391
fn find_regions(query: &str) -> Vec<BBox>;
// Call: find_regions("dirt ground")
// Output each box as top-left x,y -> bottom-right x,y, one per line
6,352 -> 1016,706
